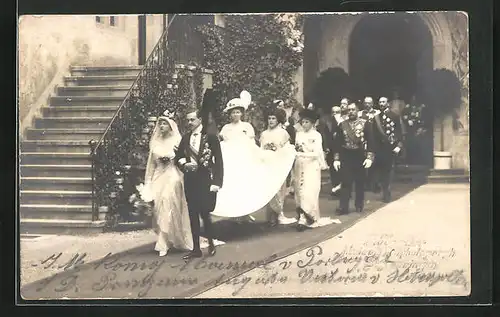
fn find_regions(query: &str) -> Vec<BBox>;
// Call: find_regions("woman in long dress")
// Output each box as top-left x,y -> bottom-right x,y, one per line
144,114 -> 193,256
259,107 -> 297,226
212,91 -> 296,221
293,108 -> 335,231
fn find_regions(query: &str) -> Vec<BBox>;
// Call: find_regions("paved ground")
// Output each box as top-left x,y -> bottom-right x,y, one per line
20,180 -> 422,300
196,183 -> 471,298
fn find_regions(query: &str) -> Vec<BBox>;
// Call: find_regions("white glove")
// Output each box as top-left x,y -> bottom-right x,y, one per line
363,159 -> 373,169
209,185 -> 220,192
333,160 -> 341,171
393,146 -> 401,154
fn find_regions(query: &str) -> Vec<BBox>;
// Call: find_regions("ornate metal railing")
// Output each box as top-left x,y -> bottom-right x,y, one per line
89,15 -> 207,228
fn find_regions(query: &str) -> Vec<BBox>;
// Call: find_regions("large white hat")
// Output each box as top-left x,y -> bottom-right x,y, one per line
223,90 -> 252,113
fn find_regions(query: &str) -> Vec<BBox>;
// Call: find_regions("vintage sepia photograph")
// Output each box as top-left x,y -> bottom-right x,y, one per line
18,11 -> 470,300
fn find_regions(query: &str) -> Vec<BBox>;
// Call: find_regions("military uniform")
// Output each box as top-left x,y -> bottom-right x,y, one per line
358,108 -> 381,191
333,118 -> 375,214
402,102 -> 430,165
358,109 -> 381,121
372,109 -> 404,202
328,116 -> 344,191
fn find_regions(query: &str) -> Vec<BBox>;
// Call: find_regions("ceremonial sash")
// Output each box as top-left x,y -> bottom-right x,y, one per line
341,120 -> 363,146
186,144 -> 200,163
185,134 -> 206,163
374,114 -> 390,144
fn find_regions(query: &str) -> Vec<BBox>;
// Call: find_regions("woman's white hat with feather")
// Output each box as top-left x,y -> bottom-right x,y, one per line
223,90 -> 252,113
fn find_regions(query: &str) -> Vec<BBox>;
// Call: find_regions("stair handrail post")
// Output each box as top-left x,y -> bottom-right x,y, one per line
89,139 -> 98,221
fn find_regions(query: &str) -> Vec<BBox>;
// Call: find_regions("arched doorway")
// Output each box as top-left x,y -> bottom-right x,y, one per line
348,13 -> 435,166
348,13 -> 434,102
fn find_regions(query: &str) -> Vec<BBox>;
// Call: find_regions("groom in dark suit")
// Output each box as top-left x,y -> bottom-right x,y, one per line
175,108 -> 224,259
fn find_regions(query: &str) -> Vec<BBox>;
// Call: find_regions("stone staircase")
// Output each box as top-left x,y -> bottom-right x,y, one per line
394,165 -> 469,184
20,65 -> 141,235
427,168 -> 470,183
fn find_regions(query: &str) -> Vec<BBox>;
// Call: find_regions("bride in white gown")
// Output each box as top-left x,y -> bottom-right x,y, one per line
211,91 -> 297,220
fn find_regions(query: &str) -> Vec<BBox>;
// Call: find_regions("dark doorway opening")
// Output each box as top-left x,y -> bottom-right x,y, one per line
349,13 -> 434,166
349,13 -> 433,101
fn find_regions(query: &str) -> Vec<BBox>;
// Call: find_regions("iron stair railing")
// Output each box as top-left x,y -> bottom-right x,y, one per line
89,14 -> 207,228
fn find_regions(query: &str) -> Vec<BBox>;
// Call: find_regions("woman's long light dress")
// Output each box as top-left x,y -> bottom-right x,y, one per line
259,126 -> 296,224
211,121 -> 296,218
145,133 -> 193,253
293,129 -> 337,228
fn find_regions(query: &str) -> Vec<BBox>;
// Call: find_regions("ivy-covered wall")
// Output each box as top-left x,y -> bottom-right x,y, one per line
197,14 -> 304,136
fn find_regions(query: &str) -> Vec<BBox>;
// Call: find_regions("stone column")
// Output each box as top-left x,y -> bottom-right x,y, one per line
293,63 -> 304,105
432,39 -> 455,169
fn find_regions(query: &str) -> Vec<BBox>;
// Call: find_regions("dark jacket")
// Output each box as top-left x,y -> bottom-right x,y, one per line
175,129 -> 223,212
372,110 -> 404,153
333,118 -> 375,161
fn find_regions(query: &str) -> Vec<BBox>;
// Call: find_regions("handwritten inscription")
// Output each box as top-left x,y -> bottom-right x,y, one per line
30,236 -> 467,297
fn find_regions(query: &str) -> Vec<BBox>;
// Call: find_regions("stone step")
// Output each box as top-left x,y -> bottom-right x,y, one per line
394,164 -> 430,174
34,117 -> 112,129
57,85 -> 130,97
20,190 -> 93,206
20,218 -> 106,235
429,168 -> 469,176
20,164 -> 92,178
50,96 -> 124,107
26,129 -> 105,141
20,176 -> 93,191
20,152 -> 92,165
427,174 -> 470,184
42,106 -> 119,118
21,140 -> 91,153
70,65 -> 142,77
64,75 -> 137,87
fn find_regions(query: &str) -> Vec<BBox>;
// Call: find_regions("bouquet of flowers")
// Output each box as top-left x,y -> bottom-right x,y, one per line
158,156 -> 172,164
263,142 -> 278,151
295,143 -> 305,152
128,183 -> 154,217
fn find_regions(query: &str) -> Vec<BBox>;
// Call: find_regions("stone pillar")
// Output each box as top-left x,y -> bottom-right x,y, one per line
145,15 -> 165,57
293,63 -> 304,105
432,39 -> 455,168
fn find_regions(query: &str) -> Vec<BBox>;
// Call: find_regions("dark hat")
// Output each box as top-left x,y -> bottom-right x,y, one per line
299,109 -> 319,122
200,88 -> 218,118
266,107 -> 286,125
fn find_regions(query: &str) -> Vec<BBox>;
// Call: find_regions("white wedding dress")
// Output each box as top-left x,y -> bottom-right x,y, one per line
211,121 -> 297,218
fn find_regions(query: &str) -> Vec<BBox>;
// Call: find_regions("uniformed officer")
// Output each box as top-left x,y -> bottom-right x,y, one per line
372,97 -> 405,202
358,96 -> 381,191
332,103 -> 375,215
358,96 -> 381,121
328,105 -> 344,196
340,97 -> 350,121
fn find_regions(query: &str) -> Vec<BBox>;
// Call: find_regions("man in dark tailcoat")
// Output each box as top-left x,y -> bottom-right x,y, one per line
372,97 -> 405,203
358,96 -> 381,191
175,108 -> 224,259
328,104 -> 344,196
332,103 -> 375,215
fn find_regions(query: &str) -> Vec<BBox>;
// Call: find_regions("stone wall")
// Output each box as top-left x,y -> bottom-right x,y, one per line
18,15 -> 142,136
